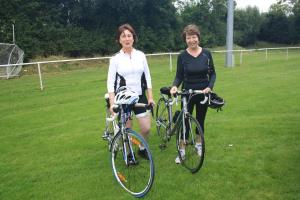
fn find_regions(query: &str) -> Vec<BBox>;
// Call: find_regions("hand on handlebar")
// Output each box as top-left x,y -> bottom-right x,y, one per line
148,98 -> 155,107
110,105 -> 119,115
170,86 -> 177,96
202,87 -> 211,94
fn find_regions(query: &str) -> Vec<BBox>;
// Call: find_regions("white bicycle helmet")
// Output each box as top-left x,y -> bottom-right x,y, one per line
114,88 -> 139,105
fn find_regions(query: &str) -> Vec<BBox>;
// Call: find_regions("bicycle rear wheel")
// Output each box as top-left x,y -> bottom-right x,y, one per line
111,129 -> 155,197
155,97 -> 170,148
176,113 -> 205,173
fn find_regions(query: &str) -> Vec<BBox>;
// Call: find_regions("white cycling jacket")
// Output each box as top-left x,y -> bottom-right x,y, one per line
107,49 -> 152,95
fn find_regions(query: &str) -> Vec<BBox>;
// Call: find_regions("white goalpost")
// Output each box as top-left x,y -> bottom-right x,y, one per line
0,43 -> 24,79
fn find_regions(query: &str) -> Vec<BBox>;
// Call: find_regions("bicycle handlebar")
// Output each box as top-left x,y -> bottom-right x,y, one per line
175,89 -> 205,95
134,103 -> 153,110
112,102 -> 153,113
172,89 -> 208,104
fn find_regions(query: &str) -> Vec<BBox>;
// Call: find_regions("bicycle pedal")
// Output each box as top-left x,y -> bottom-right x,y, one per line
102,134 -> 109,140
129,160 -> 139,165
159,143 -> 167,150
127,154 -> 139,165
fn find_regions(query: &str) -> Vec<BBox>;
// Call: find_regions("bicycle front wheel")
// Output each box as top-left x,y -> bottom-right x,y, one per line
110,129 -> 155,197
155,97 -> 170,147
176,113 -> 205,173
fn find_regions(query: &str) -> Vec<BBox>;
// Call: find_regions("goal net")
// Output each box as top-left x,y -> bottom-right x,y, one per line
0,43 -> 24,78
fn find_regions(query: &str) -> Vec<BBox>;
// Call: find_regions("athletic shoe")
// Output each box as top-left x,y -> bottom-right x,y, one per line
175,156 -> 181,164
195,143 -> 202,156
138,149 -> 149,160
175,150 -> 185,164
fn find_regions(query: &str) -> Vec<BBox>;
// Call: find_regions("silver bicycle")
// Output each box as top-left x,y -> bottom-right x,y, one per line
156,88 -> 207,173
102,90 -> 155,198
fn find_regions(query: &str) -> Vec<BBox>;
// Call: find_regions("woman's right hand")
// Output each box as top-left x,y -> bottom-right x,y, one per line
170,86 -> 178,95
108,92 -> 115,115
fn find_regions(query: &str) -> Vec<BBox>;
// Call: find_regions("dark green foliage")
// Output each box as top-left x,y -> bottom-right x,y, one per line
0,0 -> 299,59
259,11 -> 290,43
234,7 -> 263,46
258,0 -> 300,44
179,0 -> 228,47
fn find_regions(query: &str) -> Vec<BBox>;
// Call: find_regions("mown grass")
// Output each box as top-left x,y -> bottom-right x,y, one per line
0,50 -> 299,200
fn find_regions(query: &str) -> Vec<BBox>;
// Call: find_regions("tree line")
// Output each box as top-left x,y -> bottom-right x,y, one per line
0,0 -> 299,59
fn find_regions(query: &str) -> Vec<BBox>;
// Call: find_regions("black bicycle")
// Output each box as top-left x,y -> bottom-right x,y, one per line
155,87 -> 207,173
102,89 -> 155,198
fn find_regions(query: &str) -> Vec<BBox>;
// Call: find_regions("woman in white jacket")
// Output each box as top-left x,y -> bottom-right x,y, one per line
107,23 -> 154,159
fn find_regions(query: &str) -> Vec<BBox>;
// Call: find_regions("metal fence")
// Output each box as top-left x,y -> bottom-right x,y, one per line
0,47 -> 299,91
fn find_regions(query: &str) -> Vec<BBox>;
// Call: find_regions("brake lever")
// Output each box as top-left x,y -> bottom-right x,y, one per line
200,95 -> 209,104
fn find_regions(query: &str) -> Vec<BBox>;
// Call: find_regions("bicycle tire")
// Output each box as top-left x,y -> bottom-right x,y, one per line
155,97 -> 170,147
110,129 -> 155,197
176,113 -> 205,173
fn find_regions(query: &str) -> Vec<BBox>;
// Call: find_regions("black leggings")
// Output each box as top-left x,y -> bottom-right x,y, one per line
184,94 -> 208,134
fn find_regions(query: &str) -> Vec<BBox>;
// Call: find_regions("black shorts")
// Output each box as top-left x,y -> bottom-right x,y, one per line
133,93 -> 149,118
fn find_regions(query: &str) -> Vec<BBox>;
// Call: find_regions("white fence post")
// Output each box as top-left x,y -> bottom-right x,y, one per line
169,53 -> 173,72
37,62 -> 44,90
265,48 -> 268,61
286,48 -> 289,60
239,50 -> 243,65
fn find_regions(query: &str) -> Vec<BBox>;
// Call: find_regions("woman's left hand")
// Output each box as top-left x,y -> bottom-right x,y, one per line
203,87 -> 211,93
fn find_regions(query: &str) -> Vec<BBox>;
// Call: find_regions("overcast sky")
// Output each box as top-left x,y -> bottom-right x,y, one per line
235,0 -> 278,12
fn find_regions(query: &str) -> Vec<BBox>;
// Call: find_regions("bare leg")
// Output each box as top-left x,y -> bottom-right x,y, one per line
136,115 -> 151,141
126,119 -> 132,129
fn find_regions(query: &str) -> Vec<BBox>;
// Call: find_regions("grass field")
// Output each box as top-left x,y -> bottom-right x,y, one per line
1,50 -> 300,200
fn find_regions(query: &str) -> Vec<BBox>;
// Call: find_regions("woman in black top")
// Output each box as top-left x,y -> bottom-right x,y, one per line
170,24 -> 216,164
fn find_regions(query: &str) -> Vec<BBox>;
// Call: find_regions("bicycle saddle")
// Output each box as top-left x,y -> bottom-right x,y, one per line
160,87 -> 171,96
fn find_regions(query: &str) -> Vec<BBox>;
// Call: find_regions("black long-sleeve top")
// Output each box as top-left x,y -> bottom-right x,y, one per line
172,48 -> 216,90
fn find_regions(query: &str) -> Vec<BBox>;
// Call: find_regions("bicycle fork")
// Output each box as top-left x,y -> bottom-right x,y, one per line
120,108 -> 137,166
122,134 -> 136,165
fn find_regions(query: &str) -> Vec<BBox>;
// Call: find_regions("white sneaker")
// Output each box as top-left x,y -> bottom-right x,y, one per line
175,150 -> 185,164
195,143 -> 202,156
175,156 -> 181,164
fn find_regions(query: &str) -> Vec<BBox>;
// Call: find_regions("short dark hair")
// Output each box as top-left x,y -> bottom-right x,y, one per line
182,24 -> 201,41
116,23 -> 138,46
